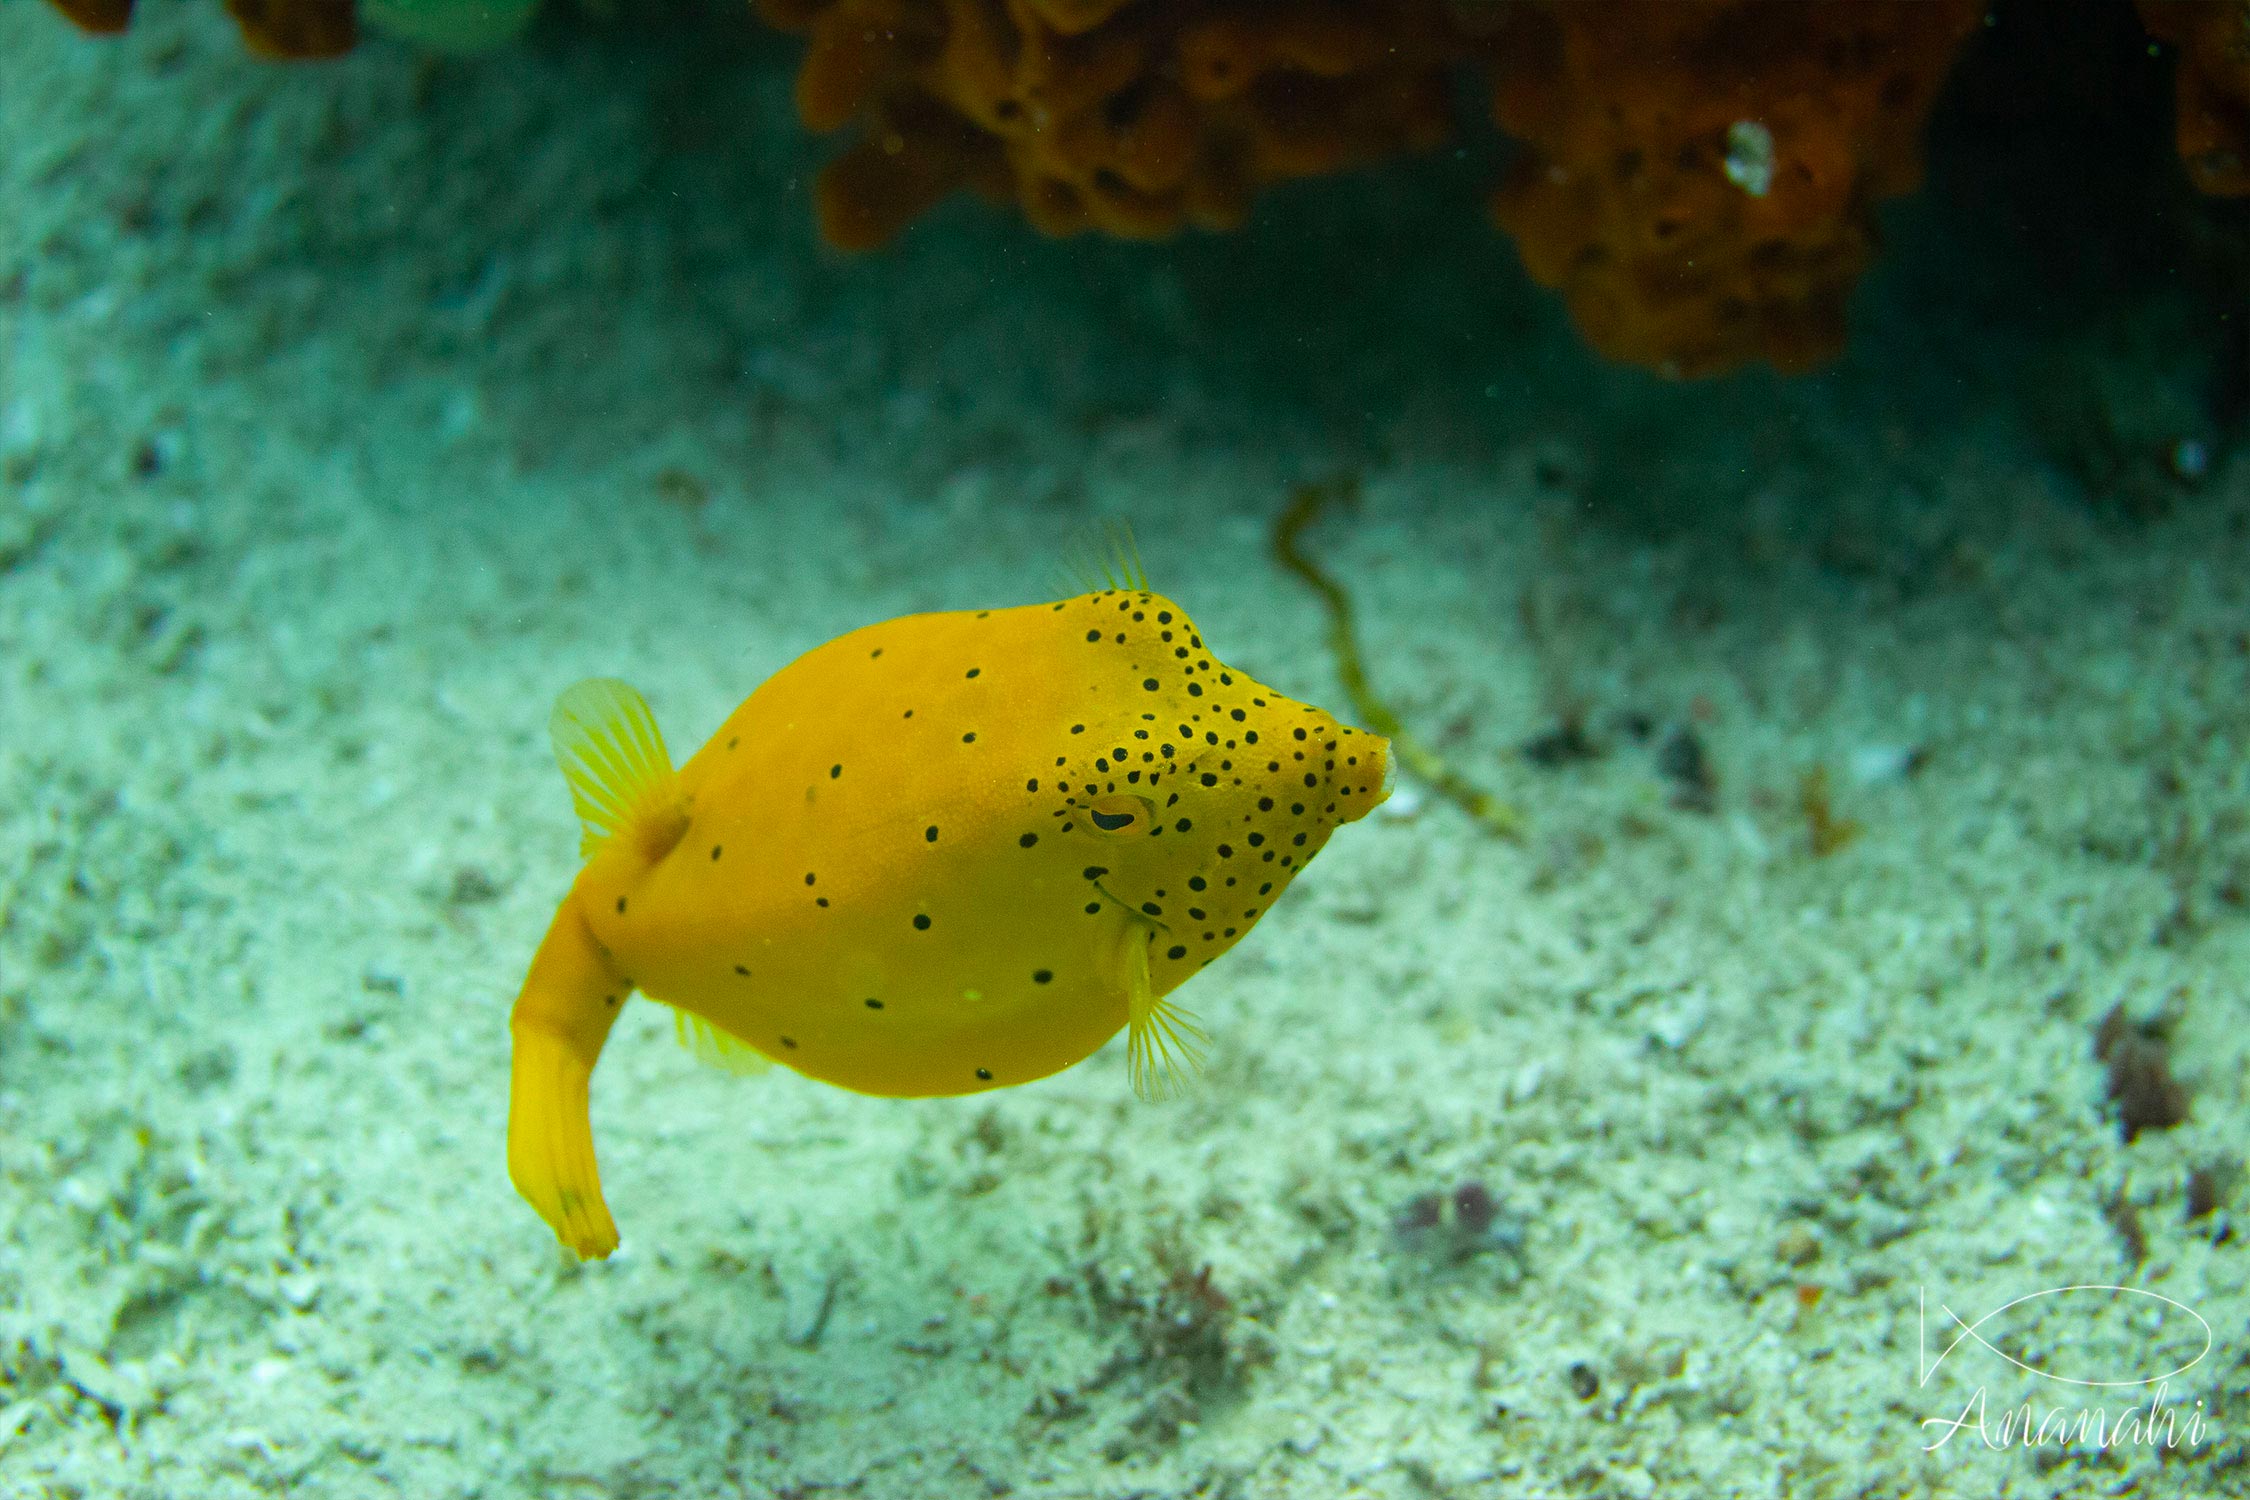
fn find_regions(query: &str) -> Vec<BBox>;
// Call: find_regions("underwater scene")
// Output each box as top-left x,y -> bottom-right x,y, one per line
2,0 -> 2247,1495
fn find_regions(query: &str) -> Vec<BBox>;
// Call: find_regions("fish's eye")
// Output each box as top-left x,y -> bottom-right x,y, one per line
1085,794 -> 1155,836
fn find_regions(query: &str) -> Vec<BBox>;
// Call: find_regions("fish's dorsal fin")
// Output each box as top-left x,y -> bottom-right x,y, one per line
1057,519 -> 1150,598
548,677 -> 688,862
1123,923 -> 1208,1102
673,1010 -> 775,1076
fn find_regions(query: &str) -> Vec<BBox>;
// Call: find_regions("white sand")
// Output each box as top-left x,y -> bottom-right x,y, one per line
1,7 -> 2243,1496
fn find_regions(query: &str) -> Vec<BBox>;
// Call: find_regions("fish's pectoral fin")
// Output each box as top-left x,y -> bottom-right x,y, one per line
1122,922 -> 1208,1102
549,677 -> 688,863
673,1009 -> 775,1076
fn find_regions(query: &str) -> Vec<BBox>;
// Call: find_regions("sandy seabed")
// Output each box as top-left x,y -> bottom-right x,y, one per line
1,6 -> 2245,1497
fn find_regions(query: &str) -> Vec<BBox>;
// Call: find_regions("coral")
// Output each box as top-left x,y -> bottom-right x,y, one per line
2138,0 -> 2250,195
1474,0 -> 1982,377
756,0 -> 1457,250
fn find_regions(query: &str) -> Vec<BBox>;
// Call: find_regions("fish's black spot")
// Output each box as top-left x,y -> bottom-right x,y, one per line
966,667 -> 981,678
830,764 -> 842,779
816,897 -> 830,907
871,648 -> 883,658
963,732 -> 977,743
1033,969 -> 1053,984
711,845 -> 724,860
925,826 -> 939,842
1293,832 -> 1307,846
805,872 -> 816,885
1200,773 -> 1218,787
1258,797 -> 1273,811
781,1036 -> 797,1048
1217,844 -> 1233,858
1086,629 -> 1101,642
914,914 -> 931,930
976,1067 -> 992,1080
1174,819 -> 1192,832
1188,876 -> 1206,890
1085,901 -> 1102,914
1166,945 -> 1186,960
1231,708 -> 1246,721
1027,778 -> 1039,792
1142,901 -> 1162,916
734,965 -> 751,976
1072,724 -> 1086,734
603,994 -> 618,1008
1294,728 -> 1307,740
1188,683 -> 1203,697
1158,611 -> 1172,623
616,897 -> 627,914
1083,866 -> 1108,879
904,709 -> 914,718
864,998 -> 884,1010
1143,678 -> 1159,691
1019,832 -> 1039,848
728,736 -> 739,750
1248,833 -> 1264,847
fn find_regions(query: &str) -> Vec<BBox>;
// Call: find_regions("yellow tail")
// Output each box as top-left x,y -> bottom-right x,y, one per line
507,896 -> 627,1259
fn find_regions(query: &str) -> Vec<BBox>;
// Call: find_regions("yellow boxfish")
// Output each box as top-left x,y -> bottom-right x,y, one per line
507,576 -> 1391,1258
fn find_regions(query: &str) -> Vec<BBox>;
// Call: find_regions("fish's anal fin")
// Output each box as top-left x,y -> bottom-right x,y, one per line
674,1010 -> 775,1075
549,677 -> 689,863
1124,923 -> 1209,1102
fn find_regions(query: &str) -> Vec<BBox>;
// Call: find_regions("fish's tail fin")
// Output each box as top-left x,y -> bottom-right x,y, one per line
507,895 -> 629,1259
549,678 -> 688,863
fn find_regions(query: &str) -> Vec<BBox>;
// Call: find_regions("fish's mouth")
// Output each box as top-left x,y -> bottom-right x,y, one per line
1337,734 -> 1394,824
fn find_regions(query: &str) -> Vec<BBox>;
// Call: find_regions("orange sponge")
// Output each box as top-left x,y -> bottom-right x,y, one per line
2138,0 -> 2250,195
225,0 -> 357,58
46,0 -> 135,34
45,0 -> 355,55
762,0 -> 1457,248
1475,0 -> 1981,377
